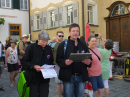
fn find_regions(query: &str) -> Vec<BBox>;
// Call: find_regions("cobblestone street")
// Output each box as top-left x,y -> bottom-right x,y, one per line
0,64 -> 130,97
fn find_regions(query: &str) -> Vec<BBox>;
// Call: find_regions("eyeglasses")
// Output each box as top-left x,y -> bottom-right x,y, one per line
58,35 -> 64,37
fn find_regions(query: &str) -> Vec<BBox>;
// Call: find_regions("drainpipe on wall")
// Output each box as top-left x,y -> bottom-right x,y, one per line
29,0 -> 31,40
82,0 -> 85,37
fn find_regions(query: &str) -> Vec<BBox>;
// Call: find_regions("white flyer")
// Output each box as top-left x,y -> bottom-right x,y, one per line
41,64 -> 56,69
41,64 -> 57,79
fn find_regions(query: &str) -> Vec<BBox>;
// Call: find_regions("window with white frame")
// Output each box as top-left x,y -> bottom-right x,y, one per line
1,0 -> 11,8
66,5 -> 73,25
20,0 -> 28,10
36,15 -> 40,30
87,5 -> 93,24
50,10 -> 55,28
87,1 -> 98,25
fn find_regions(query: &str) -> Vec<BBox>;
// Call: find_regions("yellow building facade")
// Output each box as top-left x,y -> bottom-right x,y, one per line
30,0 -> 83,40
30,0 -> 130,43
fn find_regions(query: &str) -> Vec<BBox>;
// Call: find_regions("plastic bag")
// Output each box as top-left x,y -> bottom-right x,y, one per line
84,82 -> 93,97
17,71 -> 30,97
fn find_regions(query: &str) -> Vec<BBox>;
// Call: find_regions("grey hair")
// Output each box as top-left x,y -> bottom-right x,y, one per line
52,37 -> 57,41
38,31 -> 50,41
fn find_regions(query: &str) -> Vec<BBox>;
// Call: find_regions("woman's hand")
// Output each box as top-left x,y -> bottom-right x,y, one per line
50,67 -> 54,69
33,65 -> 44,72
18,60 -> 21,65
103,39 -> 106,44
98,33 -> 102,39
98,33 -> 106,48
5,64 -> 7,68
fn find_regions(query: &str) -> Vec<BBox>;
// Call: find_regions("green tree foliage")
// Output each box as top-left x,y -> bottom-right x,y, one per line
0,18 -> 5,25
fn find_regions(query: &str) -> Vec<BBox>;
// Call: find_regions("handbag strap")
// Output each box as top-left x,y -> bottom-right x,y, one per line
89,48 -> 100,61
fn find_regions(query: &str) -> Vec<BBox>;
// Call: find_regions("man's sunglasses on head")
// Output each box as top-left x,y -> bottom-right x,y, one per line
58,35 -> 64,37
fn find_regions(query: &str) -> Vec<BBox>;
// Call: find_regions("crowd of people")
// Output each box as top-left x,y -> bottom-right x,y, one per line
0,23 -> 114,97
0,34 -> 29,89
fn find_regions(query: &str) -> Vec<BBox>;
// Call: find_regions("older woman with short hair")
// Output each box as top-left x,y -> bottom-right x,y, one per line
98,34 -> 113,97
22,31 -> 54,97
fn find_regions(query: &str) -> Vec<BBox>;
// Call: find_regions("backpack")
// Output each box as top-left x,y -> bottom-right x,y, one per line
64,40 -> 68,54
48,41 -> 53,46
17,41 -> 25,56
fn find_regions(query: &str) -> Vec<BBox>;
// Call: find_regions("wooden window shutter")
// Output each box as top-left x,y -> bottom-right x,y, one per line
0,0 -> 1,7
43,11 -> 47,29
54,8 -> 59,27
20,0 -> 23,9
59,7 -> 63,27
39,12 -> 43,30
62,6 -> 67,26
42,12 -> 44,29
73,2 -> 79,24
31,15 -> 34,31
13,0 -> 20,9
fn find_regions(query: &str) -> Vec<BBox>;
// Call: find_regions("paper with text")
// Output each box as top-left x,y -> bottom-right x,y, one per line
41,64 -> 57,79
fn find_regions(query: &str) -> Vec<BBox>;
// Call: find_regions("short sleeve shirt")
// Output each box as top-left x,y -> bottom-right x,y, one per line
87,47 -> 102,77
98,48 -> 111,80
19,41 -> 28,59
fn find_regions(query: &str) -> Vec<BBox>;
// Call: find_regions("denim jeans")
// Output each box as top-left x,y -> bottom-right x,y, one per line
63,75 -> 85,97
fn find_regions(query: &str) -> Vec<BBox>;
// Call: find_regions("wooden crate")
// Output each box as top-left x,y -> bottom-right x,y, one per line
112,74 -> 124,79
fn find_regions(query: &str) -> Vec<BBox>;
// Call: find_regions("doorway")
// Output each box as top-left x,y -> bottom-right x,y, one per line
9,24 -> 21,41
105,1 -> 130,52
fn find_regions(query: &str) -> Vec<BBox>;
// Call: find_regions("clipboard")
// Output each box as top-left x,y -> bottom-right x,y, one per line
69,53 -> 92,62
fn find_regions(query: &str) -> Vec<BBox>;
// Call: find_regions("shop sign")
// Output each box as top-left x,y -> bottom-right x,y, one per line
0,15 -> 17,18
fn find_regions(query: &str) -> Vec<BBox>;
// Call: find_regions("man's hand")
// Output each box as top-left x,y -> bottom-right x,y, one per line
65,59 -> 73,66
82,59 -> 91,65
34,65 -> 44,72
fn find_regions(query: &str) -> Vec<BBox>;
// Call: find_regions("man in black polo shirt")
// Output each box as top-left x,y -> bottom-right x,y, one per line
56,23 -> 92,97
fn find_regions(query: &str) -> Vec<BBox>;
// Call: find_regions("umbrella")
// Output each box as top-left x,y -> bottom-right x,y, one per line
85,24 -> 90,42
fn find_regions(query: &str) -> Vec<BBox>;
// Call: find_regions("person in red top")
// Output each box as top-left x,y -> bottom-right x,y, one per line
87,36 -> 104,97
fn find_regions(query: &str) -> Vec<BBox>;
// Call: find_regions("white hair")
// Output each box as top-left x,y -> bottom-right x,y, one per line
38,31 -> 50,41
52,37 -> 57,41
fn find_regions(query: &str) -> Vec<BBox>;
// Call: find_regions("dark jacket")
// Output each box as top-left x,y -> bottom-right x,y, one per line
56,36 -> 92,82
22,40 -> 54,84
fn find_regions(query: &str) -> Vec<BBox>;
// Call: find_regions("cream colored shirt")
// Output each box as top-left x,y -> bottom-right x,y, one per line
19,41 -> 28,59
